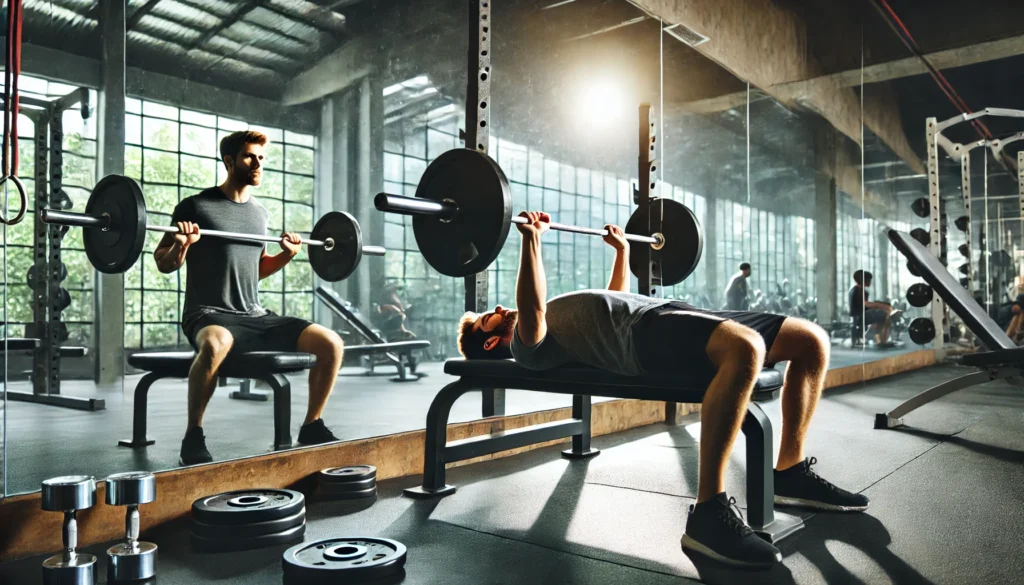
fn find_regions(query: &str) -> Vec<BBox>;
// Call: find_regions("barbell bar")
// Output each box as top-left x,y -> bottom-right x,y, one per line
375,193 -> 664,247
371,148 -> 703,285
40,175 -> 385,282
41,208 -> 386,255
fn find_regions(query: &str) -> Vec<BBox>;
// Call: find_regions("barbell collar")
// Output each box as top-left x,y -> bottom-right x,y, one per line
375,192 -> 457,220
41,208 -> 109,229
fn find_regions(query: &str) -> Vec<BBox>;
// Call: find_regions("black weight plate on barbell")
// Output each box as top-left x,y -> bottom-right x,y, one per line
954,216 -> 969,232
192,489 -> 304,526
320,465 -> 376,485
192,520 -> 305,554
413,148 -> 512,278
959,243 -> 970,258
83,175 -> 146,274
625,198 -> 703,287
906,283 -> 933,307
909,317 -> 936,345
282,537 -> 407,585
191,508 -> 306,540
910,198 -> 930,218
910,228 -> 930,246
55,288 -> 71,312
310,211 -> 362,282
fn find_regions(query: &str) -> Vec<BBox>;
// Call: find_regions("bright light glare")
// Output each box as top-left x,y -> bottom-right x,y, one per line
576,79 -> 624,129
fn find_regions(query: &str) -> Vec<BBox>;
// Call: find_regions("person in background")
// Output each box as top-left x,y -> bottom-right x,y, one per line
723,262 -> 752,310
849,270 -> 901,346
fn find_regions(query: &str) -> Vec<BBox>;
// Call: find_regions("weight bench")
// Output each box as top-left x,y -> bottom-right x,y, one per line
316,285 -> 430,381
403,359 -> 804,543
877,230 -> 1024,428
119,351 -> 316,450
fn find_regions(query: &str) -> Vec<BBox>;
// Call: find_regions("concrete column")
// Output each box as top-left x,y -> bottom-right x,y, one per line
876,228 -> 890,300
94,1 -> 125,385
814,173 -> 838,324
703,196 -> 719,304
353,76 -> 384,316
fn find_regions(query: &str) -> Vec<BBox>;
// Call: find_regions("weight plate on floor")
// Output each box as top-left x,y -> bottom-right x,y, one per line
191,507 -> 306,540
83,175 -> 146,274
192,520 -> 306,554
282,537 -> 407,584
191,489 -> 304,526
320,476 -> 376,492
625,198 -> 703,287
310,211 -> 363,282
412,148 -> 512,278
320,485 -> 377,500
320,465 -> 376,484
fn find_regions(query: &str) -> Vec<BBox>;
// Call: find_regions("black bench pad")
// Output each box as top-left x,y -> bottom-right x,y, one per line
128,351 -> 316,378
344,340 -> 431,357
444,359 -> 783,402
959,347 -> 1024,367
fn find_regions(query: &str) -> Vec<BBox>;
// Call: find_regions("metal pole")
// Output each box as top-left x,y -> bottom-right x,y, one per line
926,118 -> 948,349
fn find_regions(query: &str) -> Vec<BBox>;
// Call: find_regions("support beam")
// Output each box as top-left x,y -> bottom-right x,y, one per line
282,36 -> 375,106
636,0 -> 923,174
95,0 -> 126,386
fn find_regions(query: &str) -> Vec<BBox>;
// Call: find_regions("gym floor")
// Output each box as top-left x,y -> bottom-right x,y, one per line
2,362 -> 1021,584
2,344 -> 920,495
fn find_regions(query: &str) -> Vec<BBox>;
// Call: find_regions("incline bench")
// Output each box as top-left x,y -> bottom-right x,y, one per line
316,285 -> 431,381
878,230 -> 1024,428
403,360 -> 804,543
119,351 -> 316,450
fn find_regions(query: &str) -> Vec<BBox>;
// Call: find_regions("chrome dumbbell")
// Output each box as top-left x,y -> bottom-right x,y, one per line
105,472 -> 158,583
41,475 -> 97,585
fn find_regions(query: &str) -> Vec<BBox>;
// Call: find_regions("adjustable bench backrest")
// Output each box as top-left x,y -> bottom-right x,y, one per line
315,285 -> 385,343
888,229 -> 1014,351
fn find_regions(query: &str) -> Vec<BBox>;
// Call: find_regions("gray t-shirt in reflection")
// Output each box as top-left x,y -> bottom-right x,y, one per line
172,187 -> 269,332
510,290 -> 671,375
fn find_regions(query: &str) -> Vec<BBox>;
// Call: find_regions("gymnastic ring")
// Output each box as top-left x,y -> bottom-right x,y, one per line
0,174 -> 27,225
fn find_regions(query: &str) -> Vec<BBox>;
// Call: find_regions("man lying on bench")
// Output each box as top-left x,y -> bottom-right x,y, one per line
456,211 -> 867,568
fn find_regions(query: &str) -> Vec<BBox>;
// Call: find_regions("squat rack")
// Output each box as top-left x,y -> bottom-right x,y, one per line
927,108 -> 1024,346
3,88 -> 99,410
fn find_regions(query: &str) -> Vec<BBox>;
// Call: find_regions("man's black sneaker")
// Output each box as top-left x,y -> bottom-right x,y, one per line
774,457 -> 869,512
179,426 -> 213,466
297,419 -> 339,445
681,492 -> 782,568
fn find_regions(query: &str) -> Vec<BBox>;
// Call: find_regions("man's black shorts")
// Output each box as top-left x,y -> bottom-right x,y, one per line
183,312 -> 313,353
631,301 -> 788,376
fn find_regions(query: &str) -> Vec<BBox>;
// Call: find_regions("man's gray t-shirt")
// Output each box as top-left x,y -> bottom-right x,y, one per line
725,273 -> 749,310
509,290 -> 672,375
171,187 -> 269,331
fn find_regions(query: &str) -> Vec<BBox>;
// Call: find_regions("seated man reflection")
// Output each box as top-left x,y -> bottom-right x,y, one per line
154,130 -> 344,466
848,270 -> 901,347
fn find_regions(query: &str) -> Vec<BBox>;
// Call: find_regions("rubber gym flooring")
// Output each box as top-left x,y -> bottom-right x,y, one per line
2,344 -> 916,495
2,362 -> 1023,584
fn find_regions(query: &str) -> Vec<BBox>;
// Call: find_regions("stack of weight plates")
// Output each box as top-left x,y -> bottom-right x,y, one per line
319,465 -> 377,500
191,489 -> 306,553
282,537 -> 406,584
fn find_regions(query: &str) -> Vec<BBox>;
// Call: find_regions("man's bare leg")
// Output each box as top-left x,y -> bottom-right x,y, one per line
187,326 -> 234,429
295,324 -> 344,425
765,319 -> 830,471
697,322 -> 766,503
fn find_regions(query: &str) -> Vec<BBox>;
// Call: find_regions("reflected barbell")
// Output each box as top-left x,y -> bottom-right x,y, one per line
371,148 -> 704,286
39,175 -> 385,282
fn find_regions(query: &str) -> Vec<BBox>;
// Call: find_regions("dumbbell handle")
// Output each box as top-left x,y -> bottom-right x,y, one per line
126,505 -> 140,552
63,510 -> 78,563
